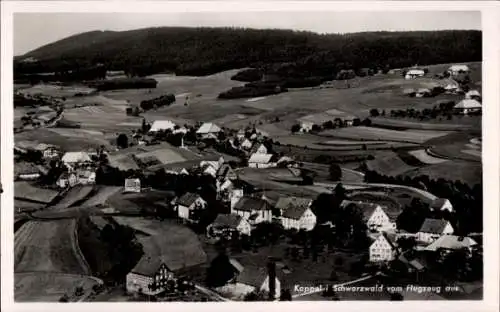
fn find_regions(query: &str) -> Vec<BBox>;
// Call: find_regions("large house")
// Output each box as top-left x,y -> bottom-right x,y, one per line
430,198 -> 453,213
57,172 -> 78,188
280,203 -> 317,231
126,257 -> 175,296
196,122 -> 222,139
405,69 -> 425,80
124,178 -> 141,193
416,218 -> 454,244
424,235 -> 478,253
248,153 -> 275,169
173,192 -> 207,222
61,151 -> 92,169
35,143 -> 59,159
448,64 -> 470,76
369,233 -> 397,262
453,99 -> 482,115
148,120 -> 177,133
340,200 -> 397,233
232,196 -> 273,225
207,214 -> 252,238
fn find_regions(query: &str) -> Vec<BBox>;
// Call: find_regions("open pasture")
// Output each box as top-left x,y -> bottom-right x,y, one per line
62,104 -> 142,132
370,117 -> 479,131
404,161 -> 482,186
365,151 -> 418,177
320,126 -> 449,144
16,128 -> 108,151
407,149 -> 450,165
48,185 -> 95,211
18,84 -> 96,98
79,186 -> 123,208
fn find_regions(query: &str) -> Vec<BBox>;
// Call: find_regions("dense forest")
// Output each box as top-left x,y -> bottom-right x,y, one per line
14,28 -> 481,81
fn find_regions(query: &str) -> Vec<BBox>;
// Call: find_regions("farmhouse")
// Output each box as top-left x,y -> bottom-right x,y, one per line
232,196 -> 273,225
415,88 -> 431,98
61,151 -> 92,168
444,83 -> 459,94
14,162 -> 42,181
236,129 -> 246,140
250,143 -> 268,155
416,218 -> 454,244
425,235 -> 478,252
148,120 -> 177,133
216,164 -> 238,181
275,196 -> 312,214
369,233 -> 397,262
448,64 -> 470,76
35,143 -> 59,159
239,139 -> 253,150
124,178 -> 141,193
234,265 -> 281,299
340,200 -> 397,233
57,172 -> 78,188
280,201 -> 317,231
173,192 -> 207,222
430,198 -> 453,213
196,122 -> 222,139
405,69 -> 425,79
126,257 -> 175,296
465,90 -> 481,100
453,99 -> 482,115
207,214 -> 252,238
77,169 -> 96,185
248,153 -> 275,169
300,121 -> 314,133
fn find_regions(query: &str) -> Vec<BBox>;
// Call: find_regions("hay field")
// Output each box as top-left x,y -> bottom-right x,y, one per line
404,161 -> 482,186
48,185 -> 94,211
79,186 -> 123,208
62,104 -> 143,132
16,128 -> 108,151
407,149 -> 449,165
365,151 -> 418,176
19,84 -> 96,98
370,117 -> 480,131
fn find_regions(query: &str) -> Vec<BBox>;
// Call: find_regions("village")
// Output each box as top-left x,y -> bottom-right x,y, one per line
13,62 -> 482,302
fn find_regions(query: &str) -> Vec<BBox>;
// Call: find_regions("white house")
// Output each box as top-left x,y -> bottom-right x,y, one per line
415,88 -> 431,98
248,153 -> 275,169
429,198 -> 453,213
454,99 -> 482,115
425,235 -> 478,253
280,204 -> 317,231
207,213 -> 252,238
196,122 -> 222,139
126,257 -> 175,296
236,129 -> 246,140
124,178 -> 141,193
465,90 -> 481,100
340,200 -> 397,233
300,121 -> 314,133
369,233 -> 397,262
232,196 -> 273,225
61,151 -> 92,169
56,172 -> 78,189
416,218 -> 454,244
229,189 -> 245,210
444,83 -> 459,94
148,120 -> 177,133
35,143 -> 59,159
240,139 -> 253,150
77,169 -> 96,185
173,192 -> 207,222
405,69 -> 425,80
448,64 -> 470,76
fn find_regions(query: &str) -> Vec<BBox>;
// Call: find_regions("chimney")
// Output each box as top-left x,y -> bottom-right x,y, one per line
267,259 -> 276,300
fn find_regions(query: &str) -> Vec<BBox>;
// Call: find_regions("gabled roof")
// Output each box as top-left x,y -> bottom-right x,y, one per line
430,198 -> 451,210
465,90 -> 481,97
130,256 -> 165,277
149,120 -> 176,132
282,205 -> 312,220
237,267 -> 269,288
340,200 -> 380,220
406,69 -> 425,75
454,99 -> 482,109
425,235 -> 477,252
35,143 -> 57,151
375,232 -> 397,249
276,196 -> 312,211
418,218 -> 451,234
211,214 -> 244,229
196,122 -> 221,134
233,196 -> 272,212
248,153 -> 273,164
250,143 -> 267,154
176,192 -> 201,207
62,151 -> 92,163
449,64 -> 470,72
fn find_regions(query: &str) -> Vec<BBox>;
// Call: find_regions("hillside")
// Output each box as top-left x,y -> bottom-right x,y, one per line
15,28 -> 481,77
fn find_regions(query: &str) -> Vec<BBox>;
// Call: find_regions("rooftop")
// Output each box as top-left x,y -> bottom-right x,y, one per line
418,218 -> 451,234
425,235 -> 478,252
233,196 -> 272,212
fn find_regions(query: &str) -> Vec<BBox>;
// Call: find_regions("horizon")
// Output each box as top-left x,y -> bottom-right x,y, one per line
14,11 -> 481,56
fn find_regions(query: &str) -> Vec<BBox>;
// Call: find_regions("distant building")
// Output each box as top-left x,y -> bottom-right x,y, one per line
207,213 -> 252,238
173,192 -> 207,222
235,265 -> 281,299
300,121 -> 314,133
148,120 -> 177,133
216,164 -> 238,181
124,178 -> 141,193
430,198 -> 453,213
415,88 -> 431,98
416,218 -> 454,244
14,162 -> 42,181
77,169 -> 96,185
57,172 -> 78,188
280,202 -> 317,231
236,129 -> 246,140
126,257 -> 175,296
341,200 -> 397,233
61,151 -> 92,169
250,143 -> 268,155
232,196 -> 273,225
405,69 -> 425,80
248,153 -> 275,169
453,99 -> 482,115
448,64 -> 470,76
196,122 -> 222,139
240,139 -> 253,150
35,143 -> 59,159
369,233 -> 397,262
465,90 -> 481,100
444,83 -> 459,94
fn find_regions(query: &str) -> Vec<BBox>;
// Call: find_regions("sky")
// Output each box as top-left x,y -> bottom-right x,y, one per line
13,11 -> 481,56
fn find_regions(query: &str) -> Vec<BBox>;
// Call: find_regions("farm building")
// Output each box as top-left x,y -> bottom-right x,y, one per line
234,263 -> 281,299
275,196 -> 312,215
299,121 -> 314,133
57,172 -> 78,188
448,64 -> 470,76
196,122 -> 222,139
216,164 -> 238,181
415,88 -> 431,98
465,90 -> 481,100
148,120 -> 177,133
453,99 -> 482,115
444,83 -> 459,94
280,201 -> 317,231
248,153 -> 275,169
14,162 -> 42,181
232,196 -> 273,225
61,151 -> 92,168
405,69 -> 425,80
236,129 -> 246,140
77,169 -> 96,185
250,143 -> 268,155
340,200 -> 397,233
172,192 -> 207,222
35,143 -> 59,159
124,178 -> 141,193
369,233 -> 398,262
207,214 -> 252,238
324,109 -> 359,126
429,198 -> 453,213
14,181 -> 60,204
424,235 -> 478,253
416,218 -> 454,244
36,112 -> 57,124
240,139 -> 253,150
126,257 -> 175,296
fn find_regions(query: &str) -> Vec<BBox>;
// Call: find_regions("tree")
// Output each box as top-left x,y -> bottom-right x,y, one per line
280,289 -> 292,301
117,133 -> 129,149
329,163 -> 342,181
291,124 -> 301,133
311,124 -> 322,132
369,108 -> 380,117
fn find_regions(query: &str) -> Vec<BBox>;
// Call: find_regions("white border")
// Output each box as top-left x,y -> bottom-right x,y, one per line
1,2 -> 499,312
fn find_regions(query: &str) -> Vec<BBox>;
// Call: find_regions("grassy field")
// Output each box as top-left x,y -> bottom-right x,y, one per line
15,128 -> 108,151
365,151 -> 418,176
370,116 -> 480,131
62,104 -> 143,132
404,161 -> 482,186
48,185 -> 95,211
426,132 -> 482,162
106,189 -> 174,214
319,127 -> 450,144
79,186 -> 123,208
407,149 -> 449,165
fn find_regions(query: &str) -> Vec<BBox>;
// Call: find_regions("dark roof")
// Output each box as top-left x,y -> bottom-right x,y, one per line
217,164 -> 237,180
341,199 -> 398,222
130,256 -> 165,277
430,198 -> 450,209
418,218 -> 450,234
281,205 -> 310,220
237,267 -> 269,288
211,214 -> 243,228
379,232 -> 396,249
229,258 -> 244,273
233,196 -> 271,212
176,192 -> 201,207
275,196 -> 312,211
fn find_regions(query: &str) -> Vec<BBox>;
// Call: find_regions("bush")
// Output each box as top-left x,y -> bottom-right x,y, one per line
291,124 -> 301,133
231,68 -> 263,82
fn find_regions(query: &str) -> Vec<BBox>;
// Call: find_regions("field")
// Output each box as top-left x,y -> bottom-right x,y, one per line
365,151 -> 417,176
370,117 -> 480,131
18,84 -> 96,98
48,185 -> 94,211
15,128 -> 109,151
404,161 -> 482,186
407,149 -> 449,165
319,127 -> 450,144
106,189 -> 174,214
79,186 -> 123,208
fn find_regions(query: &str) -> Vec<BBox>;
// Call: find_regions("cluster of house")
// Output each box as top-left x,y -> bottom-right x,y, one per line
341,197 -> 480,268
404,64 -> 471,80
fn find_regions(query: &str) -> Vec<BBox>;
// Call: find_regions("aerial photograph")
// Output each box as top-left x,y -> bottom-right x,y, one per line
12,11 -> 482,302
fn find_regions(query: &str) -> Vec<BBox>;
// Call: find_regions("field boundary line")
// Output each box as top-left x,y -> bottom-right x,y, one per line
72,219 -> 92,276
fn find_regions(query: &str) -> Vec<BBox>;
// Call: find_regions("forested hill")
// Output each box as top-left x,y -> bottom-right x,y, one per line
15,27 -> 481,77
